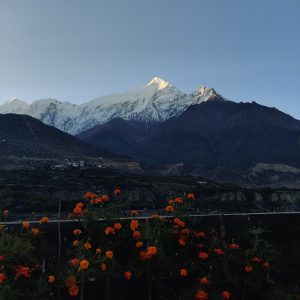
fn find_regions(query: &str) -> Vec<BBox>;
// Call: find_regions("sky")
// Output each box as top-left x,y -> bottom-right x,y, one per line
0,0 -> 299,118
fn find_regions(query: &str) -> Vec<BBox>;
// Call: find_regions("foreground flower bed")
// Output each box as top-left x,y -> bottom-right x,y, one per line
0,190 -> 298,300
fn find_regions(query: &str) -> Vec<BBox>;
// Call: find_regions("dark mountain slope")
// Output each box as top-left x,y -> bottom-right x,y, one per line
0,114 -> 119,159
77,118 -> 157,157
141,100 -> 300,168
77,98 -> 300,170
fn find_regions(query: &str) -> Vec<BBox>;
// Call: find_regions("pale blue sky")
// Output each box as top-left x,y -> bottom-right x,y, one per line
0,0 -> 299,118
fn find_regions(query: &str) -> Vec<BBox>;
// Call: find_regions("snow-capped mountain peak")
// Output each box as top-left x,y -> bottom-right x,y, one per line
0,97 -> 29,113
197,86 -> 217,96
146,77 -> 172,91
5,96 -> 19,103
0,78 -> 223,134
189,86 -> 220,103
4,96 -> 28,105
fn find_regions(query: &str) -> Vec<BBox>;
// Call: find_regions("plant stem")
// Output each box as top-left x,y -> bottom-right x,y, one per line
106,273 -> 110,300
57,198 -> 62,300
80,276 -> 85,300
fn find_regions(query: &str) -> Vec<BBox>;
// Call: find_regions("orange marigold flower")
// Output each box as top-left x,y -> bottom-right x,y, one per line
136,241 -> 143,248
94,197 -> 102,204
73,240 -> 80,247
102,194 -> 110,202
165,205 -> 174,212
22,221 -> 30,229
178,238 -> 186,246
173,218 -> 185,227
245,265 -> 253,273
179,268 -> 188,277
73,229 -> 82,236
15,266 -> 32,278
73,206 -> 82,216
39,216 -> 49,224
261,261 -> 270,268
105,227 -> 115,235
76,202 -> 84,208
199,277 -> 209,285
65,275 -> 77,288
197,243 -> 205,248
229,243 -> 240,250
100,263 -> 107,271
0,273 -> 6,284
195,289 -> 208,300
2,209 -> 8,217
83,242 -> 92,250
83,192 -> 90,198
96,248 -> 102,254
150,214 -> 158,219
84,192 -> 96,199
124,271 -> 132,280
139,250 -> 149,261
113,188 -> 122,196
130,210 -> 138,217
174,197 -> 183,203
198,252 -> 209,260
69,285 -> 79,297
70,258 -> 79,266
181,228 -> 191,236
187,193 -> 195,200
147,246 -> 157,256
251,257 -> 261,263
88,192 -> 96,198
67,213 -> 74,219
214,248 -> 225,255
133,230 -> 142,239
106,250 -> 113,259
48,275 -> 55,283
221,291 -> 231,299
83,191 -> 91,198
31,228 -> 40,236
130,220 -> 139,231
168,200 -> 174,205
0,256 -> 5,261
79,260 -> 89,270
114,223 -> 122,230
195,231 -> 206,238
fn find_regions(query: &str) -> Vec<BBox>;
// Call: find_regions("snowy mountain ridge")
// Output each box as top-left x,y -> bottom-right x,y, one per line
0,77 -> 221,134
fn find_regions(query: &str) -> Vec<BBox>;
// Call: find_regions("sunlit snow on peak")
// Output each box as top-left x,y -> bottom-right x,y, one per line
6,96 -> 20,103
146,77 -> 172,91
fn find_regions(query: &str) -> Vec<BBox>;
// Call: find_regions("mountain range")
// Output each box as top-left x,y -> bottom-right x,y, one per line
0,77 -> 219,134
1,77 -> 300,182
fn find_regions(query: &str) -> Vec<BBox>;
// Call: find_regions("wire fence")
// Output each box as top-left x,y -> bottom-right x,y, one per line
1,210 -> 300,226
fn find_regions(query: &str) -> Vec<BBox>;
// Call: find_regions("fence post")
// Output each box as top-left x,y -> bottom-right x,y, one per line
219,214 -> 226,246
146,218 -> 152,300
42,258 -> 46,274
80,276 -> 85,300
106,273 -> 110,300
58,198 -> 62,266
57,198 -> 62,300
